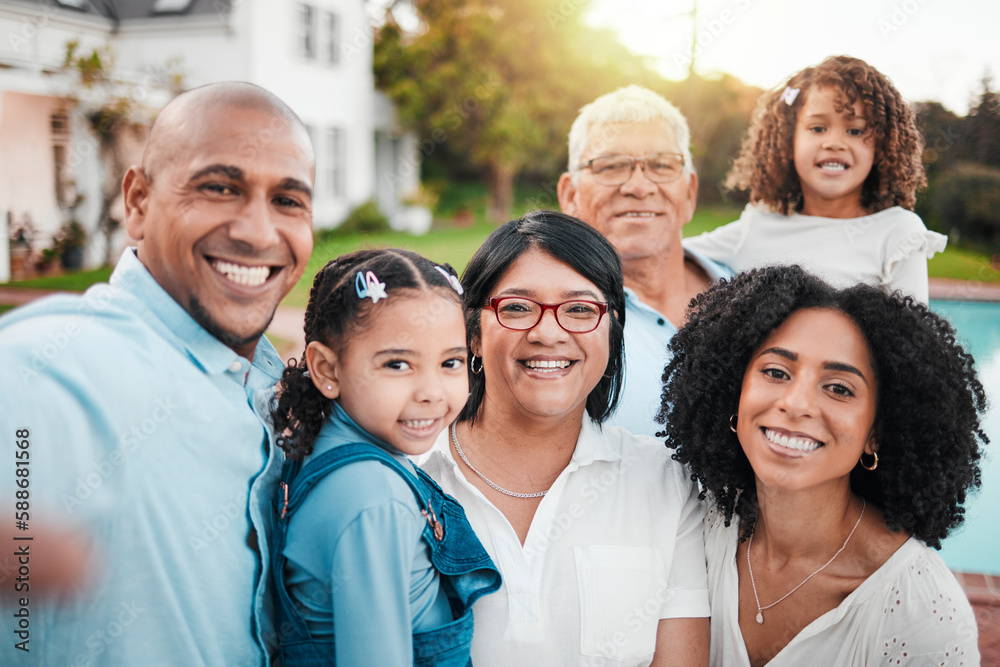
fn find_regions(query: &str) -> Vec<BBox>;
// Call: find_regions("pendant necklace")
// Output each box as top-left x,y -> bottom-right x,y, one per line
747,498 -> 866,624
450,422 -> 547,499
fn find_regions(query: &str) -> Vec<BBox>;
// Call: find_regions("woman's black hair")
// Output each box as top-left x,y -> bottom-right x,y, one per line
659,265 -> 988,548
458,210 -> 626,425
272,248 -> 464,461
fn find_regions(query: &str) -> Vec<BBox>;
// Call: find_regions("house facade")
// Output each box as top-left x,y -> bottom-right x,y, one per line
0,0 -> 420,281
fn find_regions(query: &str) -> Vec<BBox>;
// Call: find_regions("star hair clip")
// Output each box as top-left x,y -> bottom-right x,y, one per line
355,270 -> 388,304
434,266 -> 464,295
781,86 -> 801,106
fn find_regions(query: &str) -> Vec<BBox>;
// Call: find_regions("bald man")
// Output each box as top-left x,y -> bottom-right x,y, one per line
0,82 -> 314,666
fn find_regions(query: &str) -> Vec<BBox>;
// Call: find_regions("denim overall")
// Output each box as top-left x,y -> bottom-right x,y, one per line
272,442 -> 502,666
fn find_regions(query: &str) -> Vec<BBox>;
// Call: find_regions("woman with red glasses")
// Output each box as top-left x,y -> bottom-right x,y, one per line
421,210 -> 710,666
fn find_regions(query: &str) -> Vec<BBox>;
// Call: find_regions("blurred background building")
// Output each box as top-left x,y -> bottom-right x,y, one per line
0,0 -> 420,280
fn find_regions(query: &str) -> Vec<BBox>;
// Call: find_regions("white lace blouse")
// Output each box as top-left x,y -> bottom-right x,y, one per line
704,510 -> 980,666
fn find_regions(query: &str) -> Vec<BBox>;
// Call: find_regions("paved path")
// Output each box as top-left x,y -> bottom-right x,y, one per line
0,286 -> 61,306
958,571 -> 1000,664
929,278 -> 1000,302
266,304 -> 307,363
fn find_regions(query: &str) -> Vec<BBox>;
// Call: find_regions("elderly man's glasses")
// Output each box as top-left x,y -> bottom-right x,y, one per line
578,153 -> 685,186
487,297 -> 608,333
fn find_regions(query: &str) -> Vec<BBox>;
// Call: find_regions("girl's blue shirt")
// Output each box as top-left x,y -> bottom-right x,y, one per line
280,402 -> 454,664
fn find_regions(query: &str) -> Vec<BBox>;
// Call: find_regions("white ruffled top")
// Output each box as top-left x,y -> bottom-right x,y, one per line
685,203 -> 947,303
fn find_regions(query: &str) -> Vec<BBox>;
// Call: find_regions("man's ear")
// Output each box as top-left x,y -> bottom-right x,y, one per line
305,341 -> 340,399
556,172 -> 579,216
679,171 -> 699,228
123,166 -> 149,241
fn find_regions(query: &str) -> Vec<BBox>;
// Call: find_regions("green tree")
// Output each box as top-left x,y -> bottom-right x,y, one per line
959,73 -> 1000,169
374,0 -> 656,222
915,101 -> 961,179
665,73 -> 759,204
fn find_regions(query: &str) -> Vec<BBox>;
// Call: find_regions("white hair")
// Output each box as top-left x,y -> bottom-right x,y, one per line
566,85 -> 695,181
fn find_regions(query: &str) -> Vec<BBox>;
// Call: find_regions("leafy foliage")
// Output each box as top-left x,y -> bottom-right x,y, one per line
931,163 -> 1000,246
375,0 -> 657,221
665,73 -> 759,204
958,74 -> 1000,169
916,75 -> 1000,252
320,200 -> 390,237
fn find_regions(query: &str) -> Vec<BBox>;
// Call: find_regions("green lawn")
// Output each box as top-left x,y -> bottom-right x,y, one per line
3,267 -> 113,291
681,204 -> 743,237
288,221 -> 502,308
927,244 -> 1000,283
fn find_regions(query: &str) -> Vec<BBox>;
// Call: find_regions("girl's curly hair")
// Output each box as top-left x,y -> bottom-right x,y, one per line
659,266 -> 988,547
726,55 -> 927,214
271,248 -> 464,461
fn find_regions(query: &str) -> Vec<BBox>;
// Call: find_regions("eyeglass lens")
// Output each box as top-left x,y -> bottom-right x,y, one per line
493,298 -> 604,333
588,154 -> 683,185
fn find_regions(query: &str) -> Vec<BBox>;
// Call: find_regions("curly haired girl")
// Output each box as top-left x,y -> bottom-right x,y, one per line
269,248 -> 500,666
687,55 -> 946,303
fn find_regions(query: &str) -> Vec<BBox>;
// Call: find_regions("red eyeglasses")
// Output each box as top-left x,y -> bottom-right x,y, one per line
487,297 -> 608,333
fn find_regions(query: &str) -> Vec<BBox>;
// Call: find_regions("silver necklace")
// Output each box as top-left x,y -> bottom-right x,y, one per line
747,498 -> 866,624
450,422 -> 547,499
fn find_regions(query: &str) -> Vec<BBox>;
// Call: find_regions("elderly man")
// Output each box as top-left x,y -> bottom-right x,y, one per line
0,82 -> 313,665
558,85 -> 732,437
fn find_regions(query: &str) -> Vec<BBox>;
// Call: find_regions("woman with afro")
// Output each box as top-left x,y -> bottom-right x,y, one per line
686,55 -> 945,303
660,265 -> 987,666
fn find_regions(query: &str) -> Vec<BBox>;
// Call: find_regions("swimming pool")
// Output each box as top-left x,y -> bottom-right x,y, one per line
931,300 -> 1000,576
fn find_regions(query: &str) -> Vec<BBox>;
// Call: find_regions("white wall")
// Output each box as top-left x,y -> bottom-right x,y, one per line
0,91 -> 69,245
0,2 -> 111,74
248,0 -> 376,227
114,11 -> 251,86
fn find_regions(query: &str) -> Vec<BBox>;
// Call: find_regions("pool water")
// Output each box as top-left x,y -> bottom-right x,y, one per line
931,300 -> 1000,575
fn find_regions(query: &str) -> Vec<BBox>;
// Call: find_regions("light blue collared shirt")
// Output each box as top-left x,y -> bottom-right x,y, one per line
606,246 -> 733,438
0,249 -> 284,666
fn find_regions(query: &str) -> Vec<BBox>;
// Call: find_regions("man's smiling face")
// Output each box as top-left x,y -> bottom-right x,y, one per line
558,119 -> 698,264
125,100 -> 315,359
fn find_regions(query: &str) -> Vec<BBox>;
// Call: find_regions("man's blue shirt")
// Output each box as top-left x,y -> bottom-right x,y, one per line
606,246 -> 733,438
0,249 -> 284,666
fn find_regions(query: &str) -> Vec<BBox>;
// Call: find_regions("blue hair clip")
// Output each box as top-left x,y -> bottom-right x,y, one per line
434,266 -> 464,295
355,270 -> 388,304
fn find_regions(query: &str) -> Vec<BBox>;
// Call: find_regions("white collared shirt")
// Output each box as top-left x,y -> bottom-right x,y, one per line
421,419 -> 709,666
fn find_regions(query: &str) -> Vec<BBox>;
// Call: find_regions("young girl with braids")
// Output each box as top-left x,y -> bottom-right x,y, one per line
269,248 -> 501,666
686,55 -> 946,303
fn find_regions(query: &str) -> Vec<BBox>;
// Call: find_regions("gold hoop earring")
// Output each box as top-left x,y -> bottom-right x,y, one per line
859,451 -> 879,471
470,355 -> 483,374
729,414 -> 738,433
